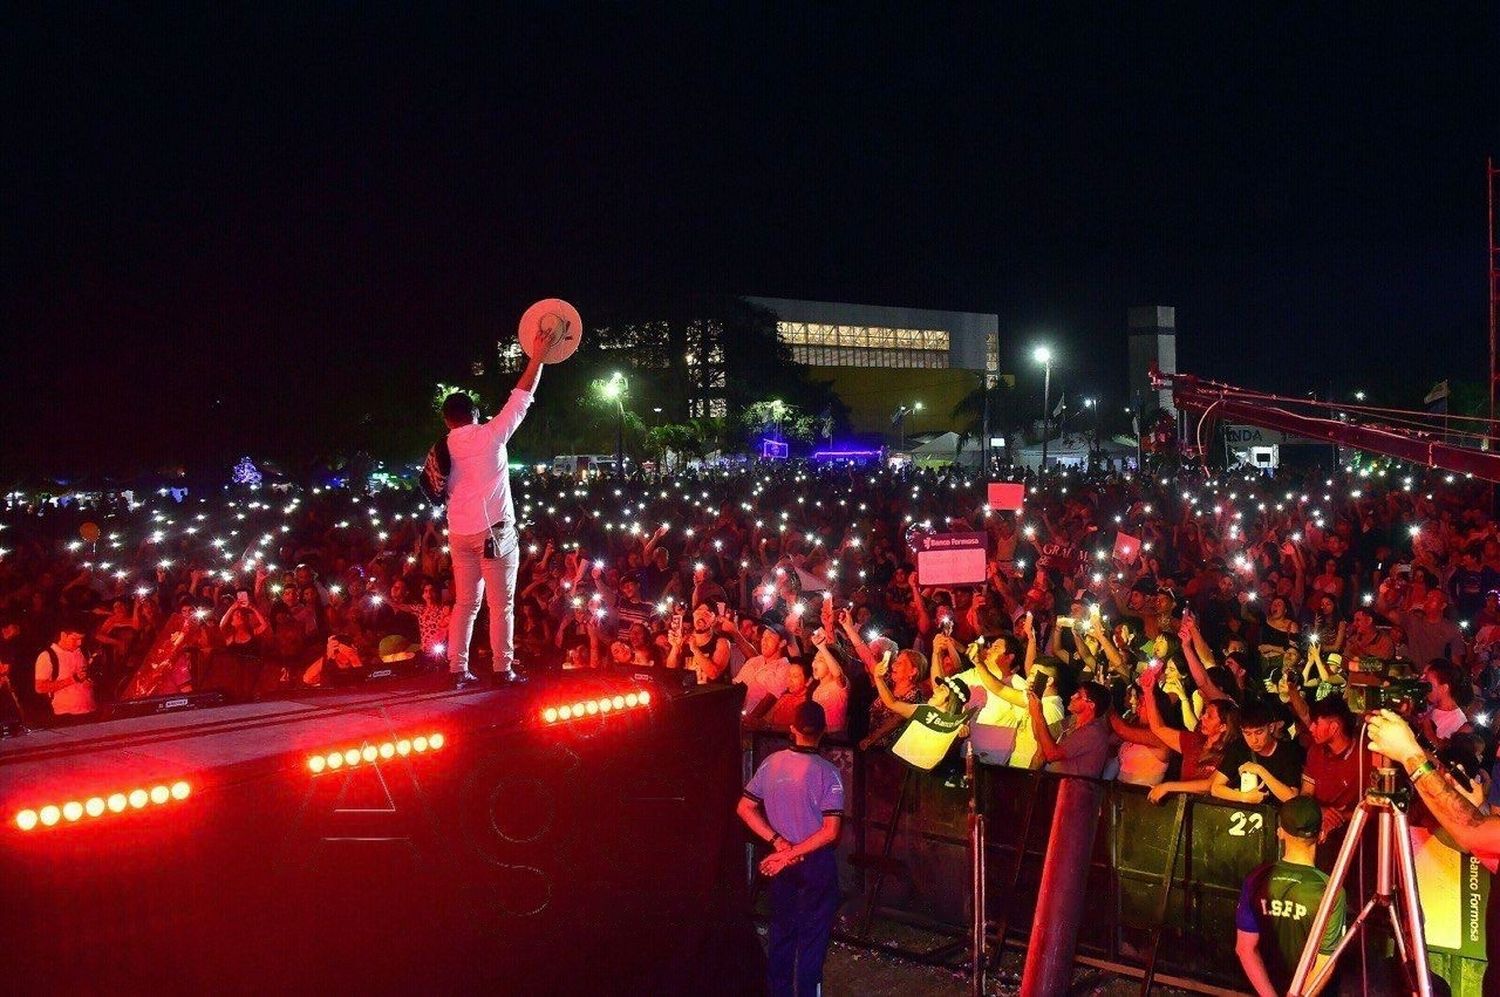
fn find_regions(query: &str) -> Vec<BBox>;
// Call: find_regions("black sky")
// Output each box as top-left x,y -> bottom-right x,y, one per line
5,5 -> 1497,474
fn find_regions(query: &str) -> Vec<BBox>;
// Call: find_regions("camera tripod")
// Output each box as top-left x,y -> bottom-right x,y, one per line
1287,761 -> 1432,997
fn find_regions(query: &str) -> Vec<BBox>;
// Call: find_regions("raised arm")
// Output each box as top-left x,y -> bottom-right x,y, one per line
869,660 -> 919,720
1027,693 -> 1066,764
1110,712 -> 1168,749
837,609 -> 881,675
1138,669 -> 1185,753
908,574 -> 933,636
1179,617 -> 1228,702
1013,611 -> 1038,676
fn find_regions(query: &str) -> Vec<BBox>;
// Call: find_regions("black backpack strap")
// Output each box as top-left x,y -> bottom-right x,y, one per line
46,647 -> 60,682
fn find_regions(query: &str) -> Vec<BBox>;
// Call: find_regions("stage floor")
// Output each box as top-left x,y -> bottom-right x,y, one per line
0,671 -> 629,814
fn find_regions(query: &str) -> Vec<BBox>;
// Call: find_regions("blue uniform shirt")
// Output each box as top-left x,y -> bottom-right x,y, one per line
744,746 -> 845,845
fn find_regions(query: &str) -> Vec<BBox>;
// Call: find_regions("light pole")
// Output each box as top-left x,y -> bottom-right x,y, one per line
600,371 -> 628,479
1083,397 -> 1097,459
1033,346 -> 1053,473
980,372 -> 992,475
893,401 -> 922,451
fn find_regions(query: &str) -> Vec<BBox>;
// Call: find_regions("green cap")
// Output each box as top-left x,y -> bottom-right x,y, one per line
1279,796 -> 1322,839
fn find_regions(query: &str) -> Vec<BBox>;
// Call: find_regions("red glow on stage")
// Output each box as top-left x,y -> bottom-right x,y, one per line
304,731 -> 445,776
538,688 -> 651,726
14,779 -> 192,833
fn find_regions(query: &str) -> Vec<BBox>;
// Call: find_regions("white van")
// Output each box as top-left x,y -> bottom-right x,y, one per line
549,455 -> 629,477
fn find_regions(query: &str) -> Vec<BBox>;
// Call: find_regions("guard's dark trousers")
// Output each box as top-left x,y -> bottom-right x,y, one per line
767,848 -> 839,997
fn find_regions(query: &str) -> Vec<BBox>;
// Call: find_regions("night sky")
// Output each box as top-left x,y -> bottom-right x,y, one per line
6,6 -> 1497,475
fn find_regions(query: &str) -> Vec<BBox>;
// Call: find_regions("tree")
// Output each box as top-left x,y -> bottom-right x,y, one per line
741,399 -> 817,445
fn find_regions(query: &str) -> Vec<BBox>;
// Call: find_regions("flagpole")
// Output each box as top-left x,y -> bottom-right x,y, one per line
1040,360 -> 1051,474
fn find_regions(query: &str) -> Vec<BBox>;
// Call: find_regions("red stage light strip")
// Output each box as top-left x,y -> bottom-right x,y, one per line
540,689 -> 650,725
14,780 -> 192,832
305,731 -> 445,775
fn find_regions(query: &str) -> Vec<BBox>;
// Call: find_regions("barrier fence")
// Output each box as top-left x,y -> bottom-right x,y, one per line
750,733 -> 1491,995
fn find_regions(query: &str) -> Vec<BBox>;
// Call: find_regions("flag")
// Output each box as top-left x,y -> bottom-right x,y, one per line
1052,393 -> 1066,418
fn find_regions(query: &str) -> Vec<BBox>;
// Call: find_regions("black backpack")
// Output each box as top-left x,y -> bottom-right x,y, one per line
419,437 -> 451,506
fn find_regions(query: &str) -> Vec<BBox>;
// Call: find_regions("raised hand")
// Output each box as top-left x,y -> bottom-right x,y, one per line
540,317 -> 571,353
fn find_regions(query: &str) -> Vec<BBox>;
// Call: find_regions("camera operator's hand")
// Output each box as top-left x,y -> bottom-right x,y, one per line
1456,772 -> 1489,811
1366,709 -> 1423,763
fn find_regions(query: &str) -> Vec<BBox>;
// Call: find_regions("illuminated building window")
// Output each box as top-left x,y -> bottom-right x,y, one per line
776,322 -> 950,369
496,340 -> 524,372
986,331 -> 999,374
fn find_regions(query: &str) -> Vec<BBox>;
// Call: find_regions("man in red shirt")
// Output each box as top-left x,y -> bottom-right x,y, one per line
1299,696 -> 1364,847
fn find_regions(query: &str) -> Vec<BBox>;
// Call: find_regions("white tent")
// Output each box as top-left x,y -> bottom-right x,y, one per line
1012,435 -> 1135,471
908,432 -> 983,468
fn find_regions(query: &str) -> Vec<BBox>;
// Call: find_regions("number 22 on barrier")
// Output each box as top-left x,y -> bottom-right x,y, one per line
1228,811 -> 1265,837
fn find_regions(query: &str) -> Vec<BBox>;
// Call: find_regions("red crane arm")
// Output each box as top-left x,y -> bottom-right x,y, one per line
1150,367 -> 1500,483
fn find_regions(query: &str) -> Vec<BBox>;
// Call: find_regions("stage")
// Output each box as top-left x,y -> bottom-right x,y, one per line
2,673 -> 760,995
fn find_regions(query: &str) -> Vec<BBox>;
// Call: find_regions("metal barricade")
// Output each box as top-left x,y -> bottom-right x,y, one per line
746,734 -> 1487,994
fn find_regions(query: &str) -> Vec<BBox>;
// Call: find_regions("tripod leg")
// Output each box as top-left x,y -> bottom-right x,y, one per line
1390,810 -> 1434,997
1382,903 -> 1419,992
1310,897 -> 1382,978
1289,803 -> 1372,996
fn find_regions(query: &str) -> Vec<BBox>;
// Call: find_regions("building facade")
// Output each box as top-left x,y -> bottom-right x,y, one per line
743,297 -> 1003,439
1127,305 -> 1177,418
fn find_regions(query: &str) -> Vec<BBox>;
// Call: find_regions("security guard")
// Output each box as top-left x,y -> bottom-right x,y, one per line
1234,796 -> 1345,995
737,700 -> 844,996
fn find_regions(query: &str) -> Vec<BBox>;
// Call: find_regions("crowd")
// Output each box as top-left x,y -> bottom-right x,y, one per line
2,457 -> 1497,990
3,460 -> 1495,783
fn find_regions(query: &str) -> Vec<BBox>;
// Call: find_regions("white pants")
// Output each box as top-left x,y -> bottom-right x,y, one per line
447,526 -> 520,676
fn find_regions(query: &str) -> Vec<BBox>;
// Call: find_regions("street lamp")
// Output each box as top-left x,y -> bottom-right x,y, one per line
1354,391 -> 1366,402
1033,346 -> 1054,473
1083,397 -> 1097,456
892,402 -> 921,451
600,371 -> 628,479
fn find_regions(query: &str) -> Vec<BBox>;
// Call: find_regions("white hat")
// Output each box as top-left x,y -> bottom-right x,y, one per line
518,298 -> 583,363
